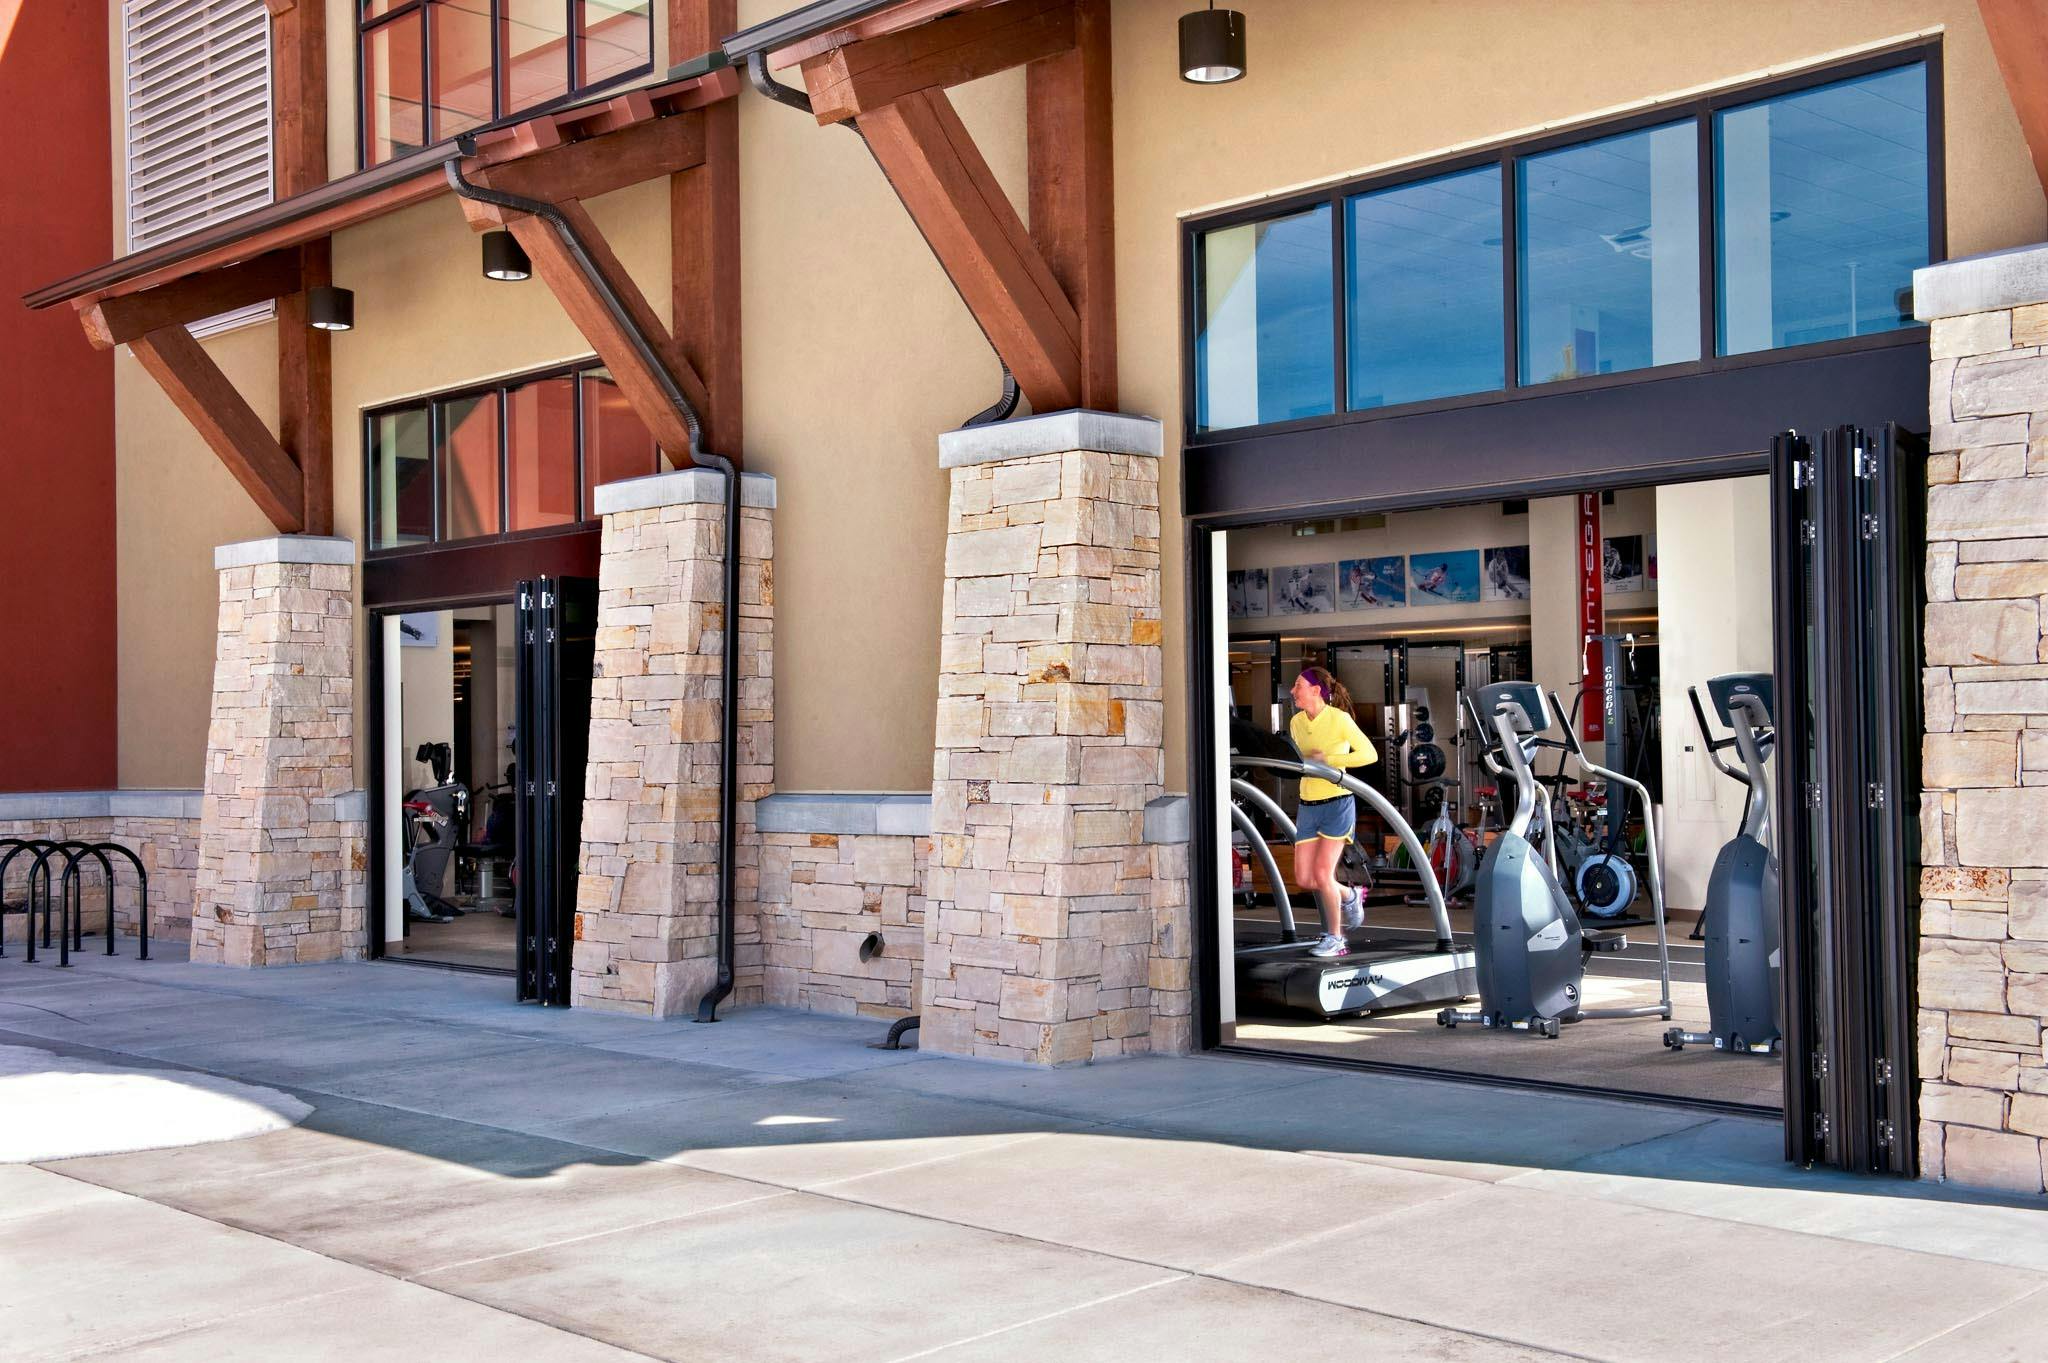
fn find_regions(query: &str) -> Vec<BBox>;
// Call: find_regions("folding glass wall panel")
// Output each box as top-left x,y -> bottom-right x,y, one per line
368,408 -> 433,550
362,10 -> 424,164
1519,122 -> 1700,384
1717,64 -> 1929,355
1196,206 -> 1335,431
1346,167 -> 1504,409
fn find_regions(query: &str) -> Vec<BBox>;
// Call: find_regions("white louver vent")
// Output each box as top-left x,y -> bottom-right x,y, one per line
123,0 -> 274,336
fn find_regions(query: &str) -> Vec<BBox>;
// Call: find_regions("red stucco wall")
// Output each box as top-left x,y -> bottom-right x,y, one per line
0,0 -> 115,790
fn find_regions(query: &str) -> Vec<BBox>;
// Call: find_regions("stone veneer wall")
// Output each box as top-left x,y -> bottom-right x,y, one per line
757,795 -> 932,1018
921,412 -> 1190,1064
0,796 -> 203,943
572,470 -> 775,1017
191,538 -> 366,966
1914,244 -> 2048,1194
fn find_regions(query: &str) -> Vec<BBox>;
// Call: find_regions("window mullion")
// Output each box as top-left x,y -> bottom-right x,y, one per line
1697,106 -> 1717,363
1329,192 -> 1348,415
1500,155 -> 1519,391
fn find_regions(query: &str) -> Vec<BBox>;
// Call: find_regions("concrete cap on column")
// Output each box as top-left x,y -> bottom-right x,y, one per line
591,468 -> 779,516
1914,242 -> 2048,321
214,536 -> 357,570
938,409 -> 1164,469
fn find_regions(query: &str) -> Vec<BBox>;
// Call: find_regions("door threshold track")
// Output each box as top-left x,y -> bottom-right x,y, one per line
378,955 -> 516,979
1217,1043 -> 1781,1120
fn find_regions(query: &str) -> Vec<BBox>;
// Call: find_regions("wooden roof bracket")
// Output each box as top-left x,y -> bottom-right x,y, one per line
1979,0 -> 2048,198
793,0 -> 1114,414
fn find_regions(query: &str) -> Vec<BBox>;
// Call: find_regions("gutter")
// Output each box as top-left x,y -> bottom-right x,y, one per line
443,144 -> 746,1024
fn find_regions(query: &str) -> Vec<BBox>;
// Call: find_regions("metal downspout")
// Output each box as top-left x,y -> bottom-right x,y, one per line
444,146 -> 745,1023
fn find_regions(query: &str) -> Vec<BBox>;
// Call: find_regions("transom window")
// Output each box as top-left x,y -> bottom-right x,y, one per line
1189,54 -> 1936,436
366,360 -> 669,552
359,0 -> 654,167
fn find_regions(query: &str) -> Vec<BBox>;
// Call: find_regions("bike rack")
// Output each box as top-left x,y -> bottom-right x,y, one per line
0,837 -> 151,965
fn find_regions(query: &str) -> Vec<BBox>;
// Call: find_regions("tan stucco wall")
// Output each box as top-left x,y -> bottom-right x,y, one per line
109,1 -> 2047,796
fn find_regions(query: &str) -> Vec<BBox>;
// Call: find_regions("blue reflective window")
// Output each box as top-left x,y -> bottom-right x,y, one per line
1346,167 -> 1504,409
1196,206 -> 1334,431
1716,64 -> 1928,355
1518,122 -> 1700,384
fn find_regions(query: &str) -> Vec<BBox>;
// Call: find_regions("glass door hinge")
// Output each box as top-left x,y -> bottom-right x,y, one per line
1800,521 -> 1817,546
1867,784 -> 1887,809
1792,460 -> 1815,489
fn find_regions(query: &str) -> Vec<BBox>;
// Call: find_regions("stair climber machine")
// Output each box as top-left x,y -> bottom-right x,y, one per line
1231,752 -> 1477,1020
1664,675 -> 1783,1055
1437,682 -> 1673,1038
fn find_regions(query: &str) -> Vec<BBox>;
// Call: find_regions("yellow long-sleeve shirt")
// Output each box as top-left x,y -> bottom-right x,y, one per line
1288,705 -> 1378,802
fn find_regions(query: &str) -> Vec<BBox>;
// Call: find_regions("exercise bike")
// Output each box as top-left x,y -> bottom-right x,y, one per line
1664,674 -> 1782,1055
1437,682 -> 1673,1038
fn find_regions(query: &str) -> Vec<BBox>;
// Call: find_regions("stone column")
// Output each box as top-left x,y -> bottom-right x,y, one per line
1914,243 -> 2048,1194
922,411 -> 1178,1064
192,536 -> 363,966
572,468 -> 775,1016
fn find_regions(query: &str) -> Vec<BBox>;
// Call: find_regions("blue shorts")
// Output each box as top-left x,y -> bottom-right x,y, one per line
1294,795 -> 1356,844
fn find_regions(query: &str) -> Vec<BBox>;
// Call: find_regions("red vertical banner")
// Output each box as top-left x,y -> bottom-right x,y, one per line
1578,492 -> 1605,742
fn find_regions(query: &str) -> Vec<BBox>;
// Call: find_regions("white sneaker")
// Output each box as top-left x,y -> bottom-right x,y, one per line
1340,885 -> 1365,929
1309,933 -> 1350,958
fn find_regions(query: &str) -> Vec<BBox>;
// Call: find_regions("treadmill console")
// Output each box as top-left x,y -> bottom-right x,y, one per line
1706,673 -> 1774,728
1474,681 -> 1548,737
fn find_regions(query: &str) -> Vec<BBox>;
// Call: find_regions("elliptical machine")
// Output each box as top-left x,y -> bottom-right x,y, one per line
1437,682 -> 1673,1037
1664,674 -> 1782,1055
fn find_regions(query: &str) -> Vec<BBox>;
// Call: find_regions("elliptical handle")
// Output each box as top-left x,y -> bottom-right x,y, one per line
1686,684 -> 1750,786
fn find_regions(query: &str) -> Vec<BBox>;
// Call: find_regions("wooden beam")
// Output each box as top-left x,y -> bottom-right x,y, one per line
768,0 -> 1004,70
1026,0 -> 1115,409
78,248 -> 305,348
499,200 -> 714,463
129,325 -> 304,534
801,0 -> 1075,125
273,0 -> 332,534
278,240 -> 335,538
1980,0 -> 2048,196
855,87 -> 1082,413
463,113 -> 708,219
673,0 -> 744,460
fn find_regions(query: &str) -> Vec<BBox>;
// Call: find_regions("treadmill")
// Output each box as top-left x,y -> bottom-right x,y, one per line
1231,752 -> 1477,1019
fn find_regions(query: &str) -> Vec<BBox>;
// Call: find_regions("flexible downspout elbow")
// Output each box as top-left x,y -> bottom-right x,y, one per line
445,147 -> 744,1024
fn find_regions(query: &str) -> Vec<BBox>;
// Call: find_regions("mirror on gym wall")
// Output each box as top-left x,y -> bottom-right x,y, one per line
1217,476 -> 1783,1111
380,604 -> 521,973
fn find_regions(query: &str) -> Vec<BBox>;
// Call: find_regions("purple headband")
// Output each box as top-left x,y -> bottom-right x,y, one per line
1296,670 -> 1330,702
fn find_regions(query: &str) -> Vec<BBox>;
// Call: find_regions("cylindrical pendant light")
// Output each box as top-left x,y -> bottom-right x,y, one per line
481,229 -> 532,282
1179,2 -> 1246,84
307,285 -> 354,332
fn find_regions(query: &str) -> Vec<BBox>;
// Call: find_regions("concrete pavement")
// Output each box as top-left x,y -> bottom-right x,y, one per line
2,949 -> 2044,1362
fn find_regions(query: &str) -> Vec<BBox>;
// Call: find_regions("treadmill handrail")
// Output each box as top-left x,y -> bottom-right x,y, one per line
1229,800 -> 1296,942
1232,755 -> 1454,949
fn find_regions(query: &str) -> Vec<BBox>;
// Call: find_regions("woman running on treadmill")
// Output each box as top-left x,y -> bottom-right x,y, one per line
1288,666 -> 1379,958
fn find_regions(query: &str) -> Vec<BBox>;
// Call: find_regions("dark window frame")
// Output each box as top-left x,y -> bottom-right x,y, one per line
1180,42 -> 1945,446
363,356 -> 658,557
356,0 -> 655,170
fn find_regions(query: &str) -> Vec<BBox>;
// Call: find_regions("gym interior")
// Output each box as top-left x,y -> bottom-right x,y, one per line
1217,476 -> 1785,1111
382,605 -> 521,973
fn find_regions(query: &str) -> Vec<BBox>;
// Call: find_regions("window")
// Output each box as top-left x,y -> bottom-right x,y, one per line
365,360 -> 666,553
1184,54 -> 1934,436
1716,65 -> 1929,354
359,1 -> 654,167
1195,206 -> 1335,431
123,0 -> 273,335
1346,167 -> 1504,409
1518,122 -> 1699,384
